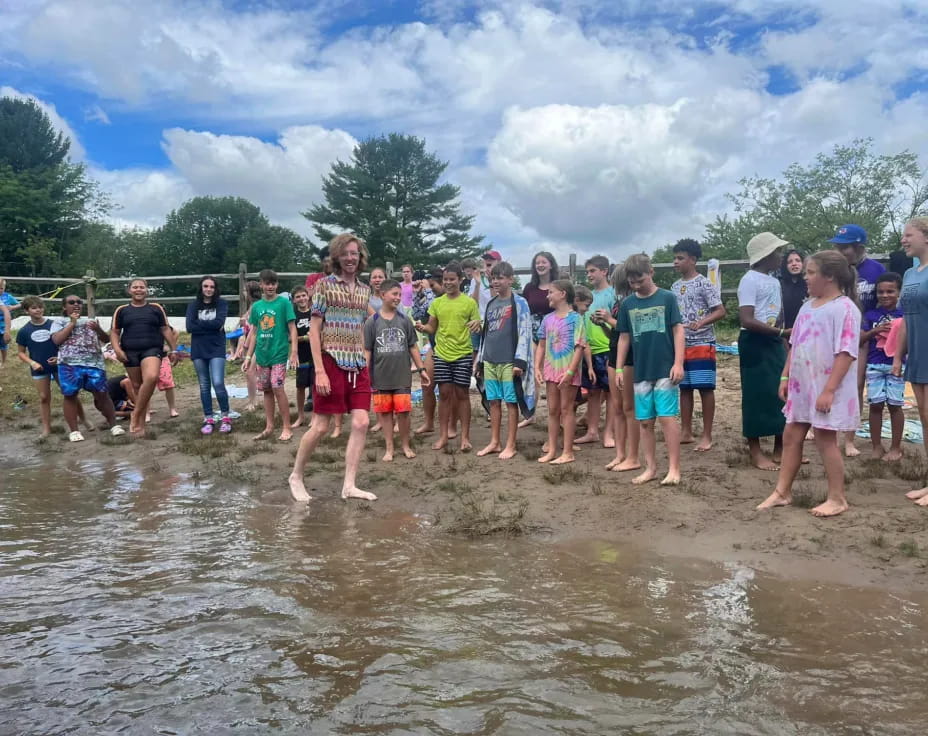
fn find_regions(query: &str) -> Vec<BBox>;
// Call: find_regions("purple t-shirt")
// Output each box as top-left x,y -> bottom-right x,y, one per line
862,305 -> 902,365
856,258 -> 886,314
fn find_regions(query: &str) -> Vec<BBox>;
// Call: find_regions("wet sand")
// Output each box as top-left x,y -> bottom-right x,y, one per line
5,354 -> 928,592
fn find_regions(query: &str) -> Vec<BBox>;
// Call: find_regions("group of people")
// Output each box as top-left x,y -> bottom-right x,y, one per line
7,218 -> 928,519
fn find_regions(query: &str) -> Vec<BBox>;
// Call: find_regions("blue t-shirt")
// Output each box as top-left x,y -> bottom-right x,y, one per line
0,292 -> 19,334
902,265 -> 928,384
856,258 -> 886,314
862,306 -> 902,366
16,319 -> 57,376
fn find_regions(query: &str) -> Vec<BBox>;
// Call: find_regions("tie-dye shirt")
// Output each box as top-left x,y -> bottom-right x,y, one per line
540,310 -> 585,386
311,274 -> 372,370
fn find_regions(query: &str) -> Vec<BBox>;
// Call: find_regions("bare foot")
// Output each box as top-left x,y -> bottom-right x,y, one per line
844,443 -> 861,458
330,427 -> 342,439
680,435 -> 694,444
632,469 -> 657,485
499,447 -> 517,460
757,488 -> 792,509
287,474 -> 313,503
278,432 -> 292,442
882,448 -> 903,462
38,431 -> 51,439
402,447 -> 416,459
605,456 -> 626,470
477,443 -> 501,457
915,494 -> 928,507
371,423 -> 382,433
448,430 -> 458,440
660,472 -> 680,486
431,437 -> 448,451
82,421 -> 97,432
459,440 -> 472,453
574,433 -> 599,445
905,487 -> 928,500
603,438 -> 615,449
414,424 -> 434,435
695,439 -> 712,452
542,441 -> 550,453
244,403 -> 258,412
538,451 -> 557,463
170,410 -> 179,418
550,453 -> 575,465
342,486 -> 377,501
253,429 -> 273,441
129,424 -> 145,435
382,450 -> 394,462
811,499 -> 848,517
612,459 -> 642,472
517,417 -> 535,428
752,456 -> 779,471
871,444 -> 885,460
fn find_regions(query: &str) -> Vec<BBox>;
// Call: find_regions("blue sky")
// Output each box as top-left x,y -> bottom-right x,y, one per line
2,0 -> 927,262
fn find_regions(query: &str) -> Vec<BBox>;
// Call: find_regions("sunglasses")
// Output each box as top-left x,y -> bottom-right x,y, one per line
65,299 -> 83,305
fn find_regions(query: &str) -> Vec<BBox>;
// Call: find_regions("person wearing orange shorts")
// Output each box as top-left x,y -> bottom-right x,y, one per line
363,279 -> 429,462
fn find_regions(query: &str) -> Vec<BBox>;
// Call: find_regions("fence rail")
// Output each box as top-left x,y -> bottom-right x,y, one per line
2,252 -> 892,318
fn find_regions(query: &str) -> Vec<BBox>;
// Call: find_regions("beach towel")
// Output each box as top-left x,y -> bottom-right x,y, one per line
476,293 -> 537,420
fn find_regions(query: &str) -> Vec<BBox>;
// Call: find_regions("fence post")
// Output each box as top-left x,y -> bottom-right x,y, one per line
385,261 -> 394,278
568,253 -> 577,282
238,262 -> 247,317
83,270 -> 96,318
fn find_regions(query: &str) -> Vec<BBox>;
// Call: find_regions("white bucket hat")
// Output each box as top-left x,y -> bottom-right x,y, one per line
747,232 -> 790,266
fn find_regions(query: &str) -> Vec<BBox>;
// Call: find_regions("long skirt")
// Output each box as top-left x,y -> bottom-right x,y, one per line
738,330 -> 786,439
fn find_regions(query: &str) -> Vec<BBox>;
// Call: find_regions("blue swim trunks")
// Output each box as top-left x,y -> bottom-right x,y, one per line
58,363 -> 108,397
866,363 -> 904,406
484,362 -> 518,404
633,378 -> 679,420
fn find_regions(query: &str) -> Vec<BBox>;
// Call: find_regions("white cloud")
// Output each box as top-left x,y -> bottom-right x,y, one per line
4,1 -> 928,264
0,85 -> 86,160
83,104 -> 110,125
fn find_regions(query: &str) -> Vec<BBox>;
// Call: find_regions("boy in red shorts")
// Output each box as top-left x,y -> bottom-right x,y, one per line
288,233 -> 377,503
364,279 -> 429,461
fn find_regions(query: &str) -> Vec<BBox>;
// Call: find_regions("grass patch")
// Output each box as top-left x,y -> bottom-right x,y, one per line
870,534 -> 886,548
435,479 -> 473,494
175,438 -> 235,459
314,450 -> 341,465
366,450 -> 379,462
899,540 -> 920,558
98,433 -> 132,447
542,465 -> 589,485
891,454 -> 928,484
591,478 -> 606,496
521,445 -> 542,461
444,489 -> 531,537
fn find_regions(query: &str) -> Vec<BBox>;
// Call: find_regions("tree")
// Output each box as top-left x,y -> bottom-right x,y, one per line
145,196 -> 308,277
304,133 -> 485,267
700,139 -> 928,259
0,96 -> 104,274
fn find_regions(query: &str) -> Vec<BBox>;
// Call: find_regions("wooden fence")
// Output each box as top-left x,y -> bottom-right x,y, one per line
1,253 -> 891,318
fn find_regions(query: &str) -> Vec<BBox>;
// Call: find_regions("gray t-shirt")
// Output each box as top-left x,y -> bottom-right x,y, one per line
671,274 -> 722,346
482,295 -> 517,364
902,264 -> 928,384
362,312 -> 417,390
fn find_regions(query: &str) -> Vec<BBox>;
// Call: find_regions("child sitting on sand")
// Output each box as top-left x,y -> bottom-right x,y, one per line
758,251 -> 861,517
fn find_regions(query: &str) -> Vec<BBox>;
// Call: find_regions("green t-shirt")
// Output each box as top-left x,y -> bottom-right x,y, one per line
248,296 -> 296,367
428,293 -> 480,361
584,286 -> 616,355
617,288 -> 682,382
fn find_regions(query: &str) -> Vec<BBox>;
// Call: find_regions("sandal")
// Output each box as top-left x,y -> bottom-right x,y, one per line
219,417 -> 232,434
201,417 -> 216,435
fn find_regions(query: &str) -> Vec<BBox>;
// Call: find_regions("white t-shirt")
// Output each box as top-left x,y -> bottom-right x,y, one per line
737,270 -> 782,327
468,273 -> 493,317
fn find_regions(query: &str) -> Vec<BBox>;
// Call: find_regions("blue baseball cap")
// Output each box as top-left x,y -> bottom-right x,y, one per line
828,224 -> 867,245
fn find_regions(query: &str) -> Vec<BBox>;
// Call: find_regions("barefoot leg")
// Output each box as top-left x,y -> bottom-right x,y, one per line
811,428 -> 849,517
341,408 -> 375,501
757,422 -> 806,509
748,437 -> 779,471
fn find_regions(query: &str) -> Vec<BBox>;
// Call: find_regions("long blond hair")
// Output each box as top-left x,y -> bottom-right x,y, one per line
809,250 -> 858,306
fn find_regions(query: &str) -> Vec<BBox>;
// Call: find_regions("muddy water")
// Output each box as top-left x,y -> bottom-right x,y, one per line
2,450 -> 927,735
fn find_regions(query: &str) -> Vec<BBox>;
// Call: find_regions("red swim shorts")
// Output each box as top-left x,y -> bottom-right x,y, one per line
372,389 -> 412,414
312,352 -> 371,415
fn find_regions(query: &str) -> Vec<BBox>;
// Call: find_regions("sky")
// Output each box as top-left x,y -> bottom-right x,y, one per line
2,0 -> 928,266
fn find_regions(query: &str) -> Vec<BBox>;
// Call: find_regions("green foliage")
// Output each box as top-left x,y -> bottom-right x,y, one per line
702,139 -> 928,259
0,97 -> 105,275
140,196 -> 309,277
304,133 -> 484,267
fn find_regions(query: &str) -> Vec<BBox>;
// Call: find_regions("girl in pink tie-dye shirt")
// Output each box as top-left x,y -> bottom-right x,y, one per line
758,251 -> 861,518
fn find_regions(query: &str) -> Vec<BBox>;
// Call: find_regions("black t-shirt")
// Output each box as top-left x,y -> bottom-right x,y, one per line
113,303 -> 167,351
108,375 -> 128,404
295,309 -> 313,364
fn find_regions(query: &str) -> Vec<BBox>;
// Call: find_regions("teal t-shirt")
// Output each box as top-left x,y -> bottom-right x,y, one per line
617,288 -> 682,382
248,296 -> 296,367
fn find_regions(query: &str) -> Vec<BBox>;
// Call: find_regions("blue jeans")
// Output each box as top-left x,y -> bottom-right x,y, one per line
193,357 -> 229,416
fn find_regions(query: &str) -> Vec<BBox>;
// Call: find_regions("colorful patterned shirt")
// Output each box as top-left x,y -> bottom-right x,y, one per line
311,274 -> 372,370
